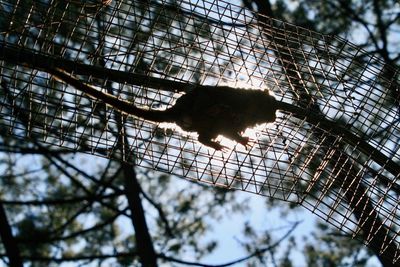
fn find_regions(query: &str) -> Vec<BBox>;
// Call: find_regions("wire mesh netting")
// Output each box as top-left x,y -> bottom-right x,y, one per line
0,0 -> 399,262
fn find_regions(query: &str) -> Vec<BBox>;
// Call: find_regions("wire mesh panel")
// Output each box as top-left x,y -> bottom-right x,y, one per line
0,0 -> 399,262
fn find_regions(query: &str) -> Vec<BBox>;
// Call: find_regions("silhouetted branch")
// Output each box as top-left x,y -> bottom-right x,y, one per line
159,221 -> 300,267
0,203 -> 23,267
0,192 -> 122,206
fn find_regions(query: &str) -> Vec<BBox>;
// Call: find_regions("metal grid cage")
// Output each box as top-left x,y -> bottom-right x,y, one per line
0,0 -> 399,262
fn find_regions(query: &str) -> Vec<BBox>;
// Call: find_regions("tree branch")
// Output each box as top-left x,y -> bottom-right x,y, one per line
140,187 -> 174,237
159,221 -> 299,267
0,203 -> 23,267
0,192 -> 121,206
